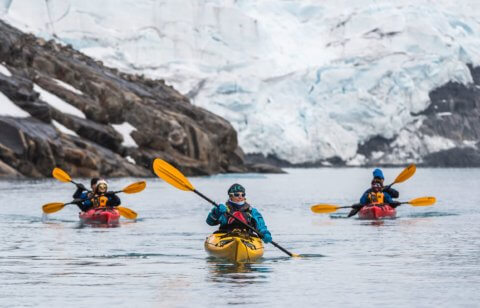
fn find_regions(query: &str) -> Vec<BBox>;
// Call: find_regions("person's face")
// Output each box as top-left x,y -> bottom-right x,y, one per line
97,184 -> 107,193
372,183 -> 382,192
229,192 -> 246,203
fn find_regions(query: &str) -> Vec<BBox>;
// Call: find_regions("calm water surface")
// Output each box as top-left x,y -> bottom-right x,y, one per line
0,168 -> 479,307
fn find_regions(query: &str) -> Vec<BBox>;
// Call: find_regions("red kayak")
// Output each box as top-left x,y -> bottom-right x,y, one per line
358,204 -> 396,220
79,208 -> 120,226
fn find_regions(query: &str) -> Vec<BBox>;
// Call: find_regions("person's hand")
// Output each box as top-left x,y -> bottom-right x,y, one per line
260,230 -> 272,243
76,183 -> 87,190
213,204 -> 227,217
390,201 -> 401,208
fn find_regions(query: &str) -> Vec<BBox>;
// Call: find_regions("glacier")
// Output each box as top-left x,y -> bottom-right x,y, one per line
2,0 -> 480,164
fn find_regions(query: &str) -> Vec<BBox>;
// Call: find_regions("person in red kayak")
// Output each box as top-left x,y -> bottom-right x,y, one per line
72,178 -> 99,211
359,179 -> 396,206
206,183 -> 272,243
348,169 -> 402,217
372,168 -> 399,198
75,179 -> 121,211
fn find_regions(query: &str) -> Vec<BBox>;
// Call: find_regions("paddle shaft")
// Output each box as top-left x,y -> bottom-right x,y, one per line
193,189 -> 296,257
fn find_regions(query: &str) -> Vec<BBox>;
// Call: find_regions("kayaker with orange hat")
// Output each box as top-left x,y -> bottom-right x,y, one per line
206,183 -> 272,243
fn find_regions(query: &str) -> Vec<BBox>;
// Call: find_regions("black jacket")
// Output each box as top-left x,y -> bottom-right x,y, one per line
383,187 -> 399,198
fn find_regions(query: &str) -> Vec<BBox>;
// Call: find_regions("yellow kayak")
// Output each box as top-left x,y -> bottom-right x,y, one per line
204,231 -> 264,263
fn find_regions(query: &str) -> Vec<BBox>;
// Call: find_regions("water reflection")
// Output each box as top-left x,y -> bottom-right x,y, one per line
360,220 -> 386,226
206,258 -> 271,285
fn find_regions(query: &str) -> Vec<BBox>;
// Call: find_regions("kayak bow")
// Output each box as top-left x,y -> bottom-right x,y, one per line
79,208 -> 120,227
358,204 -> 396,220
205,231 -> 264,263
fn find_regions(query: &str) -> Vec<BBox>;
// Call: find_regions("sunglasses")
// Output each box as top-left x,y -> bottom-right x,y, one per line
230,192 -> 245,197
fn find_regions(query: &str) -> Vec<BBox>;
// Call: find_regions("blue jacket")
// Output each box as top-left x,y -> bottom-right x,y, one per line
360,189 -> 394,205
206,201 -> 270,236
73,187 -> 91,212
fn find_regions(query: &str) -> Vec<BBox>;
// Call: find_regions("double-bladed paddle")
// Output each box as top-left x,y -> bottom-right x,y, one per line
311,196 -> 436,214
152,158 -> 300,258
49,167 -> 144,219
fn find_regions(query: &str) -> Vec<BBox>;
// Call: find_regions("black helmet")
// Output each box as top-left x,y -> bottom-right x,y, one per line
91,177 -> 99,187
228,183 -> 245,195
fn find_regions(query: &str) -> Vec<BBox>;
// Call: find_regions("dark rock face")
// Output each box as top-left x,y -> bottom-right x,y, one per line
423,147 -> 480,167
0,21 -> 276,178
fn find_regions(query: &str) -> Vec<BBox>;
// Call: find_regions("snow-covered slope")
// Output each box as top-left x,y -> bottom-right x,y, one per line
2,0 -> 480,164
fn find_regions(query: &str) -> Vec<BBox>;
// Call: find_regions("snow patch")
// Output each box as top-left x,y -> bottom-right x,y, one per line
0,63 -> 12,77
463,140 -> 478,149
383,119 -> 456,164
0,91 -> 30,117
34,84 -> 86,118
52,120 -> 78,136
371,151 -> 385,160
346,153 -> 366,166
126,155 -> 136,164
53,78 -> 84,95
112,122 -> 137,147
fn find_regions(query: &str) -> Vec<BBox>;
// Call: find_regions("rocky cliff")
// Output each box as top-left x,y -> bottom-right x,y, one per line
0,21 -> 280,179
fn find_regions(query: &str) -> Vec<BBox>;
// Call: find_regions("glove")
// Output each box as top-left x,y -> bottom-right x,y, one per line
212,204 -> 227,218
390,201 -> 401,208
260,230 -> 272,243
76,183 -> 87,190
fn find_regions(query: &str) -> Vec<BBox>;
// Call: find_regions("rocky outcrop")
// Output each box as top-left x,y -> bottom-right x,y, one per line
0,21 -> 282,178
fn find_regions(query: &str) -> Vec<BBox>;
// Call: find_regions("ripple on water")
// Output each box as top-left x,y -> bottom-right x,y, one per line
405,211 -> 459,218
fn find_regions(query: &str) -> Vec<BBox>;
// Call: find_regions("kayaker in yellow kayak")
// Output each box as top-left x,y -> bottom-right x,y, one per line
74,179 -> 121,210
206,183 -> 273,243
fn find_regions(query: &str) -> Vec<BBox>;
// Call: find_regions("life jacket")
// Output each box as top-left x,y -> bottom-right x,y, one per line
368,191 -> 384,205
219,201 -> 254,231
91,194 -> 108,208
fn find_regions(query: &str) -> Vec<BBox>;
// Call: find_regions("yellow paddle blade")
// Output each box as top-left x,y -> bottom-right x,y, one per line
42,202 -> 67,214
152,158 -> 194,191
393,164 -> 416,184
117,206 -> 138,219
310,204 -> 340,214
408,196 -> 436,206
121,181 -> 146,194
52,167 -> 72,183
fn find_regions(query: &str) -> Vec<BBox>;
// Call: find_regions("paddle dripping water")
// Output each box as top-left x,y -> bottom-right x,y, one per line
0,168 -> 479,306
